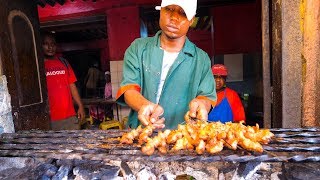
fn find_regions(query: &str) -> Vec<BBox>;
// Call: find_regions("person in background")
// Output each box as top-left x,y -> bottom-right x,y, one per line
42,32 -> 85,130
116,0 -> 216,129
208,64 -> 246,123
103,71 -> 113,119
104,71 -> 112,99
88,71 -> 113,121
84,62 -> 104,98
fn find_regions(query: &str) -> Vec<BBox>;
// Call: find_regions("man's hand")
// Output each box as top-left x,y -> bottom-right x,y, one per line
186,98 -> 210,121
69,83 -> 85,121
77,106 -> 85,121
138,103 -> 165,129
123,90 -> 165,128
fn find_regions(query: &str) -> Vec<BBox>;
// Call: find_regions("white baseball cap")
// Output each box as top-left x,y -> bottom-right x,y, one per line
155,0 -> 197,21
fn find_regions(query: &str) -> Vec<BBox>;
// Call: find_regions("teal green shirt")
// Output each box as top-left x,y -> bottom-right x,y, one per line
117,31 -> 216,129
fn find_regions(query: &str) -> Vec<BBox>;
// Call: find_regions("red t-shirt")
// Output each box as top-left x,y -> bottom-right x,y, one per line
45,58 -> 77,121
216,87 -> 246,122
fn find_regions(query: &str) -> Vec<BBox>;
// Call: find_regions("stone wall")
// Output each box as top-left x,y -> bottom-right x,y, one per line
0,75 -> 14,133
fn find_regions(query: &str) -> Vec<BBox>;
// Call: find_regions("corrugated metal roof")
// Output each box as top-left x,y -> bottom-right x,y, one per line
38,0 -> 255,43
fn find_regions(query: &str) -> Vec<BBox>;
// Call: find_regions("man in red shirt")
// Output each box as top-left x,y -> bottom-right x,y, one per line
208,64 -> 246,123
42,33 -> 85,130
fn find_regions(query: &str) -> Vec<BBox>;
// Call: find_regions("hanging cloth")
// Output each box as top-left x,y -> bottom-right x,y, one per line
208,89 -> 233,123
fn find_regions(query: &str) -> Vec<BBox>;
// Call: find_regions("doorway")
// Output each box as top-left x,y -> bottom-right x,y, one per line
63,50 -> 103,98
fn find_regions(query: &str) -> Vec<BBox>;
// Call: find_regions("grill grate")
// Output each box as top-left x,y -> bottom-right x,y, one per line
0,128 -> 319,162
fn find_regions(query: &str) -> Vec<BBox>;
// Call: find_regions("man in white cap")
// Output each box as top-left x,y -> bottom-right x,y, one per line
116,0 -> 216,129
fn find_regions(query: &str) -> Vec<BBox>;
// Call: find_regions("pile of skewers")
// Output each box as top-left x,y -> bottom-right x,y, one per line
120,120 -> 274,155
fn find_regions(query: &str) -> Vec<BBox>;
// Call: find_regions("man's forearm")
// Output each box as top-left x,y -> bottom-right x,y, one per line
70,83 -> 83,108
124,90 -> 151,112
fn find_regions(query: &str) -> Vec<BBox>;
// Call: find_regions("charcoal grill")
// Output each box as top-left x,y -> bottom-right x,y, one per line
0,127 -> 319,179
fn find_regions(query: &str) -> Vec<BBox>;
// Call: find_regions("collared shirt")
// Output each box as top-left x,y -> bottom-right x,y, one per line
116,30 -> 216,129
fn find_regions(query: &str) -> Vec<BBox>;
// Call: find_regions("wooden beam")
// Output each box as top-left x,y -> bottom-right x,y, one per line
55,0 -> 66,5
57,39 -> 108,52
37,0 -> 46,8
271,0 -> 283,128
45,0 -> 56,6
40,15 -> 105,28
261,0 -> 271,128
43,23 -> 106,33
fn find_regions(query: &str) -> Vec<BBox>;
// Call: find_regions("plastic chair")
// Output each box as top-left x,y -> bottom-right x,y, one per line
86,116 -> 94,125
99,117 -> 122,130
